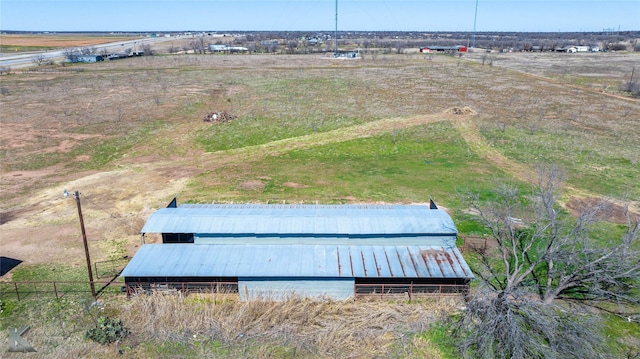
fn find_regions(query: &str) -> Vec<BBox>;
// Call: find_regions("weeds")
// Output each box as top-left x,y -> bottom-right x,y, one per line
117,293 -> 462,358
85,316 -> 129,344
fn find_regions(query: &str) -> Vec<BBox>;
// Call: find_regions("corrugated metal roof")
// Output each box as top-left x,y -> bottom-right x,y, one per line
140,204 -> 457,235
121,243 -> 473,279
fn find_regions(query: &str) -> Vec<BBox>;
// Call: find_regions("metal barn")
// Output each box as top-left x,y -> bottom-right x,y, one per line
121,202 -> 473,300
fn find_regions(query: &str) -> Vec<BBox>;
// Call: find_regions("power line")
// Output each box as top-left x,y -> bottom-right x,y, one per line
81,194 -> 139,234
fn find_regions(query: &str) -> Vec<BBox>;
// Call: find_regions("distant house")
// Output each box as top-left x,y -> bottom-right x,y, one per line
209,44 -> 228,52
67,54 -> 104,63
420,45 -> 467,53
107,53 -> 129,60
308,38 -> 322,46
209,44 -> 249,53
331,51 -> 359,59
121,201 -> 473,301
554,46 -> 578,53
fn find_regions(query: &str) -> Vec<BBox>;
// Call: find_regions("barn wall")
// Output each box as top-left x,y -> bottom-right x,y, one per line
194,234 -> 456,246
239,277 -> 355,301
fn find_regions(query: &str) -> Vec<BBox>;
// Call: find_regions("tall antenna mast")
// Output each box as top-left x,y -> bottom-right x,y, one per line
472,0 -> 479,48
335,0 -> 338,55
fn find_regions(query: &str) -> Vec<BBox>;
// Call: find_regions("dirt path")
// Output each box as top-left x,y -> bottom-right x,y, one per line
0,112 -> 453,268
449,112 -> 639,216
450,113 -> 537,184
2,108 -> 635,269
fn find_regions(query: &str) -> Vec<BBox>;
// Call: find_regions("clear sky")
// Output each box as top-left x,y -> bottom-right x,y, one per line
1,1 -> 638,32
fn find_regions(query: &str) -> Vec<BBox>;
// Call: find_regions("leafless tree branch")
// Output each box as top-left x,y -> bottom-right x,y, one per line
456,165 -> 639,358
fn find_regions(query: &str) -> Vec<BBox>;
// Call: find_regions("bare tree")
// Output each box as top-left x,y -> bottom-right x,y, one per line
188,40 -> 199,54
80,46 -> 96,55
31,54 -> 48,66
63,48 -> 79,63
456,165 -> 640,358
198,37 -> 208,54
622,67 -> 640,98
286,40 -> 298,54
141,43 -> 155,56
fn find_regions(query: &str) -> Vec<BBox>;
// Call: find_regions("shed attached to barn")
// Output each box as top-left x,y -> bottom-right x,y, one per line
121,202 -> 473,300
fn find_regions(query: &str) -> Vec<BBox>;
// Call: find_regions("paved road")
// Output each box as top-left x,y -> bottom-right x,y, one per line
0,37 -> 169,69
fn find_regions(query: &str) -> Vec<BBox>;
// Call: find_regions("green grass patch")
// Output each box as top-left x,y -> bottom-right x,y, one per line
10,263 -> 88,282
416,321 -> 459,359
196,114 -> 365,151
454,211 -> 492,236
481,125 -> 640,198
602,313 -> 640,358
4,120 -> 166,172
187,121 -> 511,204
74,120 -> 166,170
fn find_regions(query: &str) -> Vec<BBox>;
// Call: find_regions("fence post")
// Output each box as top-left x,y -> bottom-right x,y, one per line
54,282 -> 59,299
14,282 -> 20,301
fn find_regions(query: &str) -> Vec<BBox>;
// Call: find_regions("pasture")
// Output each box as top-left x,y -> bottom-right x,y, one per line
0,48 -> 638,357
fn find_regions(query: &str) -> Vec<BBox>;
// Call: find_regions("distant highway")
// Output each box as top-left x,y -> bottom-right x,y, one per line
0,37 -> 170,69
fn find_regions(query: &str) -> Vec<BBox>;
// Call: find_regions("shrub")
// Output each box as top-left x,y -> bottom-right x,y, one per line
85,316 -> 129,344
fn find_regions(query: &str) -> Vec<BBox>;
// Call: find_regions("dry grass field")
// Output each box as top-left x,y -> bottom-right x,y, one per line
0,34 -> 136,51
1,45 -> 639,357
1,49 -> 638,271
464,50 -> 640,93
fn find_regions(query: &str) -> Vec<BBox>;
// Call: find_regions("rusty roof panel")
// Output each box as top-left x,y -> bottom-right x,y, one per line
122,244 -> 473,279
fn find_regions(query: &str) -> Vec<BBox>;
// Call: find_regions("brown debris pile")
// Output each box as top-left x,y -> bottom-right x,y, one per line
203,111 -> 237,123
445,106 -> 477,115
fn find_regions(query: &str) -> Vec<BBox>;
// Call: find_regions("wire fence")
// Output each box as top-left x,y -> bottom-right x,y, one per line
124,281 -> 239,297
460,235 -> 493,254
354,283 -> 469,300
2,280 -> 469,301
0,280 -> 123,301
94,257 -> 129,279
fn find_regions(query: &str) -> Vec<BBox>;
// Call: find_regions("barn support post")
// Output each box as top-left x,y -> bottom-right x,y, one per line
409,282 -> 413,302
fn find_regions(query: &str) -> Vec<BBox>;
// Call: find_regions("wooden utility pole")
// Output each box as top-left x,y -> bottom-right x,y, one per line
72,191 -> 97,300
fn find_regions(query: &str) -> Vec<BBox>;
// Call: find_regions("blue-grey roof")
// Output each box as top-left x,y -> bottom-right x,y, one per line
121,243 -> 473,279
140,204 -> 457,236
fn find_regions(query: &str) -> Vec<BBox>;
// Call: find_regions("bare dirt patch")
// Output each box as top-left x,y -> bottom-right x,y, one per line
1,52 -> 638,274
1,125 -> 101,154
282,182 -> 309,189
565,197 -> 634,224
445,106 -> 478,115
238,180 -> 266,191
